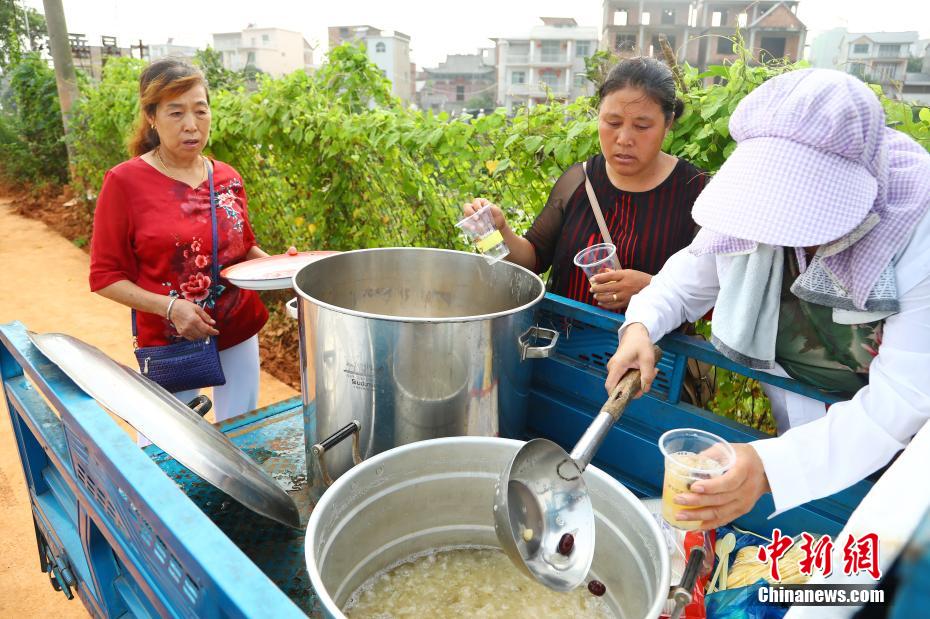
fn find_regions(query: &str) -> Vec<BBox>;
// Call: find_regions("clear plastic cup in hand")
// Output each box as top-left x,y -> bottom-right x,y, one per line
455,205 -> 509,263
573,243 -> 620,280
658,429 -> 736,530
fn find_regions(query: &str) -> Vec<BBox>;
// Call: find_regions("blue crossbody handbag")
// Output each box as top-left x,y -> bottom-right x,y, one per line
132,163 -> 227,393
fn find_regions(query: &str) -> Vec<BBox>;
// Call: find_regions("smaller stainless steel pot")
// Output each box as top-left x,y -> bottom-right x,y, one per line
304,437 -> 671,619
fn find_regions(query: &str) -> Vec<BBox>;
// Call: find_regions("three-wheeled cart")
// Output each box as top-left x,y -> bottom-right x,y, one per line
1,294 -> 916,617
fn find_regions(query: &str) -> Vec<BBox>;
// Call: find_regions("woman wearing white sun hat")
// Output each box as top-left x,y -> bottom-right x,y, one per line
607,68 -> 930,529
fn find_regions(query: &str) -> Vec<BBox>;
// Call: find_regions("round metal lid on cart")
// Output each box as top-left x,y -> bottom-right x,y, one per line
27,331 -> 302,529
221,251 -> 339,290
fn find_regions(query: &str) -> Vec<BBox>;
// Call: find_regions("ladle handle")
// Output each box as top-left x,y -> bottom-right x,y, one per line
602,345 -> 663,421
569,345 -> 663,471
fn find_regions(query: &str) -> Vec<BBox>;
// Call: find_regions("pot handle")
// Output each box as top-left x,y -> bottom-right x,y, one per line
285,297 -> 299,320
668,545 -> 706,619
311,421 -> 363,486
519,326 -> 559,361
185,394 -> 213,418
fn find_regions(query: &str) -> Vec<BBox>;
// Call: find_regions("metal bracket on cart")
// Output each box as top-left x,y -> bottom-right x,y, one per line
34,517 -> 75,599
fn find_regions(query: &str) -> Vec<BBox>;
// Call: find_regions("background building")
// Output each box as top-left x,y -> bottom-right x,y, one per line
600,1 -> 806,69
328,25 -> 381,49
689,1 -> 805,69
419,50 -> 496,114
493,17 -> 598,113
810,29 -> 930,104
212,26 -> 314,77
903,42 -> 930,105
837,31 -> 918,86
68,34 -> 130,80
148,39 -> 199,61
601,0 -> 694,61
327,25 -> 414,103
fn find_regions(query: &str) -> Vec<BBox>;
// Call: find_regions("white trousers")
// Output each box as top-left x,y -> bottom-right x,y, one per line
137,335 -> 260,446
761,362 -> 828,435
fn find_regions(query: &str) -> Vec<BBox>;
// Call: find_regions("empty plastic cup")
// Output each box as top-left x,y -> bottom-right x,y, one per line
573,243 -> 620,280
658,429 -> 736,530
455,205 -> 509,263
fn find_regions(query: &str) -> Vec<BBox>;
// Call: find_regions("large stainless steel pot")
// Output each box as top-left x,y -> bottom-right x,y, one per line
304,437 -> 670,618
292,248 -> 557,503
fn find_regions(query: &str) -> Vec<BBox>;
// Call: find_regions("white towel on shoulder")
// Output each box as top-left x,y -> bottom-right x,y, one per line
710,244 -> 784,369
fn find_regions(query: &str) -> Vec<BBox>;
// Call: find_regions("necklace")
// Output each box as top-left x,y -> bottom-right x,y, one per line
155,147 -> 206,186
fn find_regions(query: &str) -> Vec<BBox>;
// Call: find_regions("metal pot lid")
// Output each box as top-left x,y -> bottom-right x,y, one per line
27,331 -> 301,528
221,251 -> 339,290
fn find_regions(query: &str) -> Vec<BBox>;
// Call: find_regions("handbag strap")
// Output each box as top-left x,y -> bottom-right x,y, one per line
132,158 -> 220,338
582,160 -> 614,246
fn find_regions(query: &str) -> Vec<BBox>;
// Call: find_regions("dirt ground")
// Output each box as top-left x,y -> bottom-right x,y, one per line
0,197 -> 297,616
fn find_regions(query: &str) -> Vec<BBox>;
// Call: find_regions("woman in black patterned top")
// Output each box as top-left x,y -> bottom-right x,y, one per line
464,57 -> 707,311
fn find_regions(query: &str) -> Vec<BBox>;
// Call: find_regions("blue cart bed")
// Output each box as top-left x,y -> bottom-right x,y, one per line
0,294 -> 879,617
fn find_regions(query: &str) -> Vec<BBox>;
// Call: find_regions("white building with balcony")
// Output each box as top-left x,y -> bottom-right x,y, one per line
492,17 -> 599,113
838,31 -> 918,86
212,26 -> 314,77
328,26 -> 414,102
903,42 -> 930,106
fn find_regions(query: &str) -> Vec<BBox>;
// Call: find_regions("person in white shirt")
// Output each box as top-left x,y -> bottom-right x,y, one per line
607,68 -> 930,530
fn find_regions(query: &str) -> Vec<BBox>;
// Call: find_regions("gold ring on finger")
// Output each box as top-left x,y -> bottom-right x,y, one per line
612,293 -> 618,302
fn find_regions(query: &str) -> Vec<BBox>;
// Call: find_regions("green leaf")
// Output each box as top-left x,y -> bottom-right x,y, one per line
699,65 -> 730,80
524,136 -> 544,153
555,141 -> 573,164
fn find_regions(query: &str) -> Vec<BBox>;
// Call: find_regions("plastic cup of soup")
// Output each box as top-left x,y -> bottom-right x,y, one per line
573,243 -> 620,280
455,205 -> 509,263
658,429 -> 736,530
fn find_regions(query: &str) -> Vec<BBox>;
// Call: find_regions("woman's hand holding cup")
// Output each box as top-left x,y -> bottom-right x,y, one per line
463,198 -> 507,231
590,269 -> 652,310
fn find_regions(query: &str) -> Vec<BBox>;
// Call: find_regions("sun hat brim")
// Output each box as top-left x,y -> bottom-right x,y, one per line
692,136 -> 878,247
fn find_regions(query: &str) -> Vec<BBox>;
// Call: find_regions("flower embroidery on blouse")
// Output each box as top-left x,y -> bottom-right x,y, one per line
180,272 -> 212,302
168,235 -> 225,307
161,175 -> 246,314
215,178 -> 244,232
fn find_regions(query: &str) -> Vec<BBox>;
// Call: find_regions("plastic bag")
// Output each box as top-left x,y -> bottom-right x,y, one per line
704,525 -> 810,619
705,579 -> 789,619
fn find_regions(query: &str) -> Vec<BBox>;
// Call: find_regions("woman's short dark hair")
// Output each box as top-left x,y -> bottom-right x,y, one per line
597,57 -> 684,123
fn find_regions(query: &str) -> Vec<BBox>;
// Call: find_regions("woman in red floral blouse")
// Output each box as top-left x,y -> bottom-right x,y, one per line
90,59 -> 269,431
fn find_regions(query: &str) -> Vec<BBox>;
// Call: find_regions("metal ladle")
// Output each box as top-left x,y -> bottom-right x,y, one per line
494,346 -> 662,591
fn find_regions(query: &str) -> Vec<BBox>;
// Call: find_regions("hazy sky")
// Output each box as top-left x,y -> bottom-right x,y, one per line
21,0 -> 930,68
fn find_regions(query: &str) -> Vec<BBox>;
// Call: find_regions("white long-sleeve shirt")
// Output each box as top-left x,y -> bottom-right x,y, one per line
621,211 -> 930,516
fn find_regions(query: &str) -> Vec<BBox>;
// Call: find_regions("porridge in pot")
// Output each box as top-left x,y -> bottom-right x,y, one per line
343,546 -> 617,619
